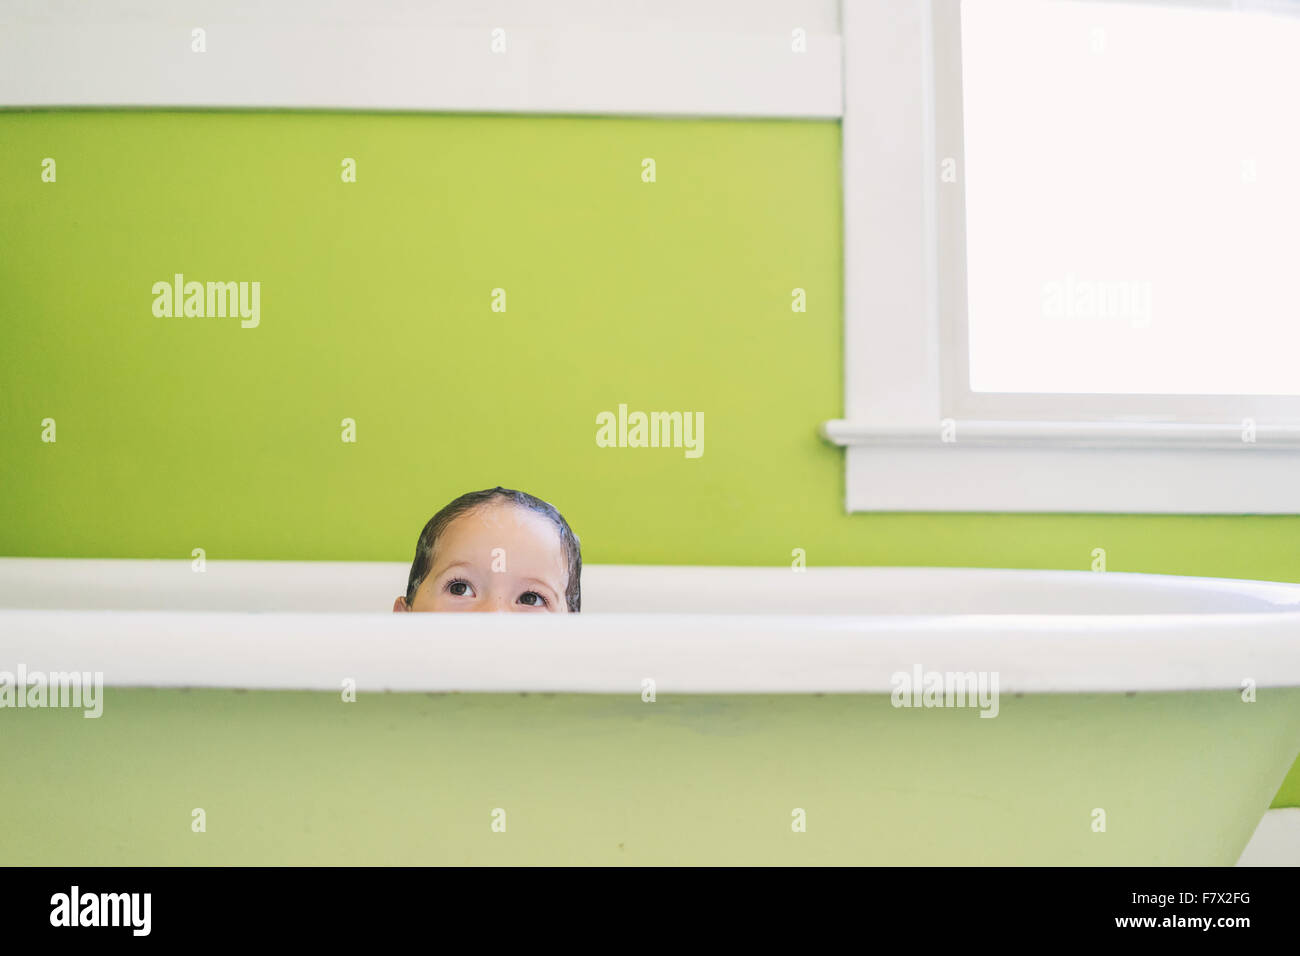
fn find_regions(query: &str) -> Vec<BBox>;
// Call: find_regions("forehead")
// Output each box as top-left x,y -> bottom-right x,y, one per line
435,501 -> 566,571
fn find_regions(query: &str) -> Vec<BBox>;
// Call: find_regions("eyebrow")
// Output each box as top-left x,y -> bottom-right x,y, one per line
432,561 -> 473,577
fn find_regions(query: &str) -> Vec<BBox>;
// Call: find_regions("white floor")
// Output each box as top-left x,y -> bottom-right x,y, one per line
1237,808 -> 1300,866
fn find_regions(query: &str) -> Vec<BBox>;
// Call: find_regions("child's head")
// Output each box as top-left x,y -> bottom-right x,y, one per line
394,487 -> 581,613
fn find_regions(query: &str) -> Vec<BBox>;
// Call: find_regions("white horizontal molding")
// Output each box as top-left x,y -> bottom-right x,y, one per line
823,418 -> 1300,449
0,18 -> 842,117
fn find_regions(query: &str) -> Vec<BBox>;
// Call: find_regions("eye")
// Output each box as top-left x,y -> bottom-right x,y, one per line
518,591 -> 548,608
446,578 -> 475,597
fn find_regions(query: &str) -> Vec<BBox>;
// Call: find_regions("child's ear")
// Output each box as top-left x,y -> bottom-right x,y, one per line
392,596 -> 410,613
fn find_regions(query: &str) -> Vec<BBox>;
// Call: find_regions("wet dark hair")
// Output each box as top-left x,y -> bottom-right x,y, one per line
404,487 -> 581,612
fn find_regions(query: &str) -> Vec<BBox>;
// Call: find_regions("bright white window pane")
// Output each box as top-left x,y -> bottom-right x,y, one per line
960,0 -> 1300,395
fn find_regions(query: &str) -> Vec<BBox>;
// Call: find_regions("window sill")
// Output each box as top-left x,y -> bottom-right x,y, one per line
820,419 -> 1300,450
820,419 -> 1300,513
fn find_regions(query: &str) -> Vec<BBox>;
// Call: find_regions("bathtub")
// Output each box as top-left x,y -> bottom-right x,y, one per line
1,557 -> 1297,866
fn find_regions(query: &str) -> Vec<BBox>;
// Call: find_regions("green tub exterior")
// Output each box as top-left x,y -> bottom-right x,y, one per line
3,687 -> 1296,865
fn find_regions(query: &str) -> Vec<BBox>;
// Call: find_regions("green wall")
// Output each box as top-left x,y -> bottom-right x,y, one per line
1,111 -> 1297,808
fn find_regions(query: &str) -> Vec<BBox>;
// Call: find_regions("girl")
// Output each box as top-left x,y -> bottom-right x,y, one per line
393,487 -> 581,613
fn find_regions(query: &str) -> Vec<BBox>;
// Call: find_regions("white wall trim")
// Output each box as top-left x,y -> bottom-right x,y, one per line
0,1 -> 843,117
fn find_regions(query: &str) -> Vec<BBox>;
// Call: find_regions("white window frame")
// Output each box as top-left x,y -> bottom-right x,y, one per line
825,0 -> 1300,513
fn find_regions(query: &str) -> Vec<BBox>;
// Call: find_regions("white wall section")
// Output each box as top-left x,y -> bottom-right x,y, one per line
0,0 -> 843,116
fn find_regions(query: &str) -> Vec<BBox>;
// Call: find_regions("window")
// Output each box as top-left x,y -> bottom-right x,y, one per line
830,0 -> 1300,513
